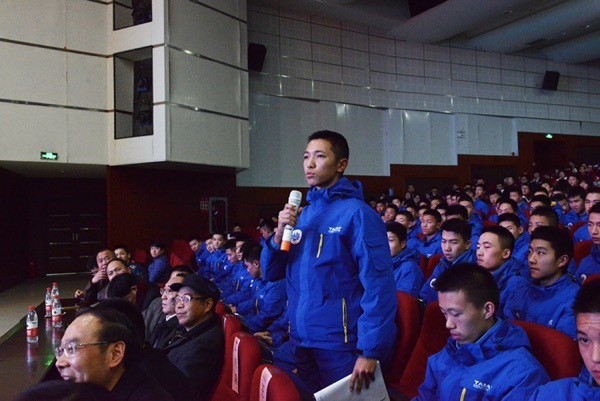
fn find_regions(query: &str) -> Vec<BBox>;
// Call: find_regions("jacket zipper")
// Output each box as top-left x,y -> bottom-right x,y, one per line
459,388 -> 466,401
316,233 -> 323,258
342,297 -> 348,343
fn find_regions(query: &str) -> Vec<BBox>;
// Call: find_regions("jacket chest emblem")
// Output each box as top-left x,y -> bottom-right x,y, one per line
328,226 -> 342,234
291,229 -> 302,245
473,380 -> 492,392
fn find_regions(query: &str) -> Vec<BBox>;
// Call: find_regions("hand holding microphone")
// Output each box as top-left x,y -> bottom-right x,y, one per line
280,190 -> 302,251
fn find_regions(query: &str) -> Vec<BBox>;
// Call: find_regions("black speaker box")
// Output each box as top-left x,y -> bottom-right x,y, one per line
248,43 -> 267,72
542,71 -> 560,91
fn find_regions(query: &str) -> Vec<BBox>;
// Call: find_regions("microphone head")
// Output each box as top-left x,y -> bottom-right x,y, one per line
288,190 -> 302,207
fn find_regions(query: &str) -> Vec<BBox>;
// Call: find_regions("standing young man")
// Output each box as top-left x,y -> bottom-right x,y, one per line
262,130 -> 397,395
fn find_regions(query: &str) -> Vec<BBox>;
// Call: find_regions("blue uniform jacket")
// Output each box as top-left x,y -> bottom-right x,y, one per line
194,243 -> 211,275
262,177 -> 398,360
413,319 -> 549,401
220,261 -> 247,299
474,198 -> 489,217
512,231 -> 530,266
148,253 -> 170,284
205,249 -> 227,279
528,367 -> 600,401
391,247 -> 424,298
418,231 -> 443,258
504,274 -> 580,338
493,258 -> 530,318
419,249 -> 477,304
573,224 -> 592,243
564,210 -> 588,229
238,278 -> 287,332
577,244 -> 600,284
224,272 -> 256,307
489,211 -> 529,227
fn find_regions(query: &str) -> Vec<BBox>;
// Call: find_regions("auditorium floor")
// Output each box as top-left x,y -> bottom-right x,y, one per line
0,274 -> 90,338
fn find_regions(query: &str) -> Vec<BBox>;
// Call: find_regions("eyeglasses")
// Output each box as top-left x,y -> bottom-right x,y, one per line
173,294 -> 205,305
54,342 -> 112,358
160,287 -> 176,295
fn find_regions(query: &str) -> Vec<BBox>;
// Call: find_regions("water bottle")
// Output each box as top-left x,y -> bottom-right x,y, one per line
26,306 -> 38,343
44,287 -> 52,318
51,282 -> 60,299
52,295 -> 62,328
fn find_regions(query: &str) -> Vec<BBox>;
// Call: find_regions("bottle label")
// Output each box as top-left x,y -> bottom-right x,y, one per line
52,310 -> 62,322
45,304 -> 51,313
26,327 -> 38,337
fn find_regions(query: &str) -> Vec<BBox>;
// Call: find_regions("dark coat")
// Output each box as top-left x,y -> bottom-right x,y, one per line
111,366 -> 174,401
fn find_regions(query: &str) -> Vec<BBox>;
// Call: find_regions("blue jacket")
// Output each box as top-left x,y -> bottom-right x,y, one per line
504,274 -> 580,338
528,367 -> 600,401
238,278 -> 287,332
194,243 -> 211,275
418,231 -> 443,258
564,210 -> 588,229
419,249 -> 477,304
262,178 -> 398,360
224,269 -> 255,307
204,249 -> 227,279
413,319 -> 549,401
492,258 -> 530,319
489,211 -> 529,227
573,224 -> 592,243
512,231 -> 530,266
148,254 -> 170,284
577,244 -> 600,284
469,212 -> 483,238
474,198 -> 489,217
391,248 -> 424,298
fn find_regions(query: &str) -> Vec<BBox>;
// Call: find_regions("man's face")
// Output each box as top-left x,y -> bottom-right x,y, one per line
162,276 -> 184,315
150,246 -> 163,258
489,193 -> 500,206
528,239 -> 566,286
235,241 -> 245,261
375,203 -> 385,214
113,248 -> 130,264
441,231 -> 470,262
585,193 -> 600,213
588,212 -> 600,245
205,239 -> 214,253
521,185 -> 531,197
475,187 -> 485,199
505,177 -> 515,186
226,248 -> 238,264
106,260 -> 130,282
509,191 -> 522,204
497,202 -> 515,216
96,250 -> 114,274
439,290 -> 491,345
258,226 -> 271,239
383,207 -> 397,222
421,214 -> 440,237
529,201 -> 545,212
568,176 -> 579,187
189,239 -> 200,253
212,234 -> 225,250
499,220 -> 523,240
244,259 -> 261,279
476,232 -> 509,272
395,214 -> 409,229
576,313 -> 600,386
528,215 -> 552,235
569,196 -> 585,214
387,232 -> 405,257
303,139 -> 346,190
458,200 -> 474,218
55,315 -> 116,387
175,287 -> 211,330
392,198 -> 402,208
559,199 -> 570,213
430,199 -> 441,209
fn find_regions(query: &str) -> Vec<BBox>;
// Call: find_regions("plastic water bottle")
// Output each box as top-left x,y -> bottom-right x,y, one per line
26,306 -> 38,343
51,282 -> 60,299
44,287 -> 52,318
52,295 -> 62,328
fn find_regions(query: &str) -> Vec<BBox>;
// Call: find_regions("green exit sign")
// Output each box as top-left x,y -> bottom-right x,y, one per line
41,152 -> 59,160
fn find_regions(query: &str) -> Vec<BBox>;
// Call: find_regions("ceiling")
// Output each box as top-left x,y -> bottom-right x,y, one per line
249,0 -> 600,65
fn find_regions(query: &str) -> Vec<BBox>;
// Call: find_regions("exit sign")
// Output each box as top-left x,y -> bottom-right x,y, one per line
41,152 -> 59,160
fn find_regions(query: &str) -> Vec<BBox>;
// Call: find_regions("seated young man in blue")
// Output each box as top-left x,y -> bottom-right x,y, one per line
204,232 -> 227,280
188,235 -> 212,274
504,226 -> 580,339
528,194 -> 551,214
114,244 -> 148,281
564,187 -> 588,229
416,209 -> 443,258
489,197 -> 529,227
576,203 -> 600,284
419,219 -> 476,304
508,186 -> 530,213
445,203 -> 480,245
458,194 -> 483,238
412,264 -> 549,401
498,213 -> 530,266
212,239 -> 238,290
386,222 -> 424,297
573,188 -> 600,243
148,241 -> 171,284
528,279 -> 600,400
473,183 -> 490,217
476,226 -> 530,318
223,239 -> 256,307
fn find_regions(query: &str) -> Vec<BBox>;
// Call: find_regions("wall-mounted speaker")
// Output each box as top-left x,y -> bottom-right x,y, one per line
542,71 -> 560,91
248,43 -> 267,72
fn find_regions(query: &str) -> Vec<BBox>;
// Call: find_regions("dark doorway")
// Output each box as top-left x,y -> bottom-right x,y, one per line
533,139 -> 567,174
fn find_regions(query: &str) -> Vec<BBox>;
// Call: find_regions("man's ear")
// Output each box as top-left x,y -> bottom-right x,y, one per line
483,301 -> 495,320
107,341 -> 126,368
557,254 -> 569,269
337,158 -> 348,174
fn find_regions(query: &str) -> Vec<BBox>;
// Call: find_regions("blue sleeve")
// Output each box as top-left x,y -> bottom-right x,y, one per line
148,257 -> 169,283
261,235 -> 290,282
419,263 -> 444,304
412,355 -> 440,401
555,305 -> 578,339
395,261 -> 425,298
236,296 -> 255,317
247,281 -> 287,332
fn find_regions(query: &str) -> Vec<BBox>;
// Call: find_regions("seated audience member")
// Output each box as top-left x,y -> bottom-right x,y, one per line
375,200 -> 386,216
162,274 -> 225,401
147,241 -> 170,284
419,219 -> 476,304
446,204 -> 480,244
527,206 -> 560,235
486,189 -> 502,218
434,202 -> 448,222
223,240 -> 256,306
257,219 -> 276,244
508,186 -> 530,213
528,279 -> 600,400
79,249 -> 116,306
55,308 -> 173,401
498,213 -> 530,266
220,236 -> 251,300
573,188 -> 600,243
396,210 -> 420,247
564,187 -> 588,229
212,239 -> 237,289
412,264 -> 549,401
489,197 -> 528,226
416,209 -> 443,258
143,268 -> 189,348
188,234 -> 211,273
16,381 -> 117,401
114,244 -> 148,280
204,232 -> 227,279
504,226 -> 580,338
106,272 -> 160,312
528,194 -> 551,213
552,193 -> 569,222
476,226 -> 530,317
458,195 -> 483,238
473,183 -> 490,216
383,204 -> 399,223
576,203 -> 600,284
386,222 -> 424,297
235,244 -> 286,332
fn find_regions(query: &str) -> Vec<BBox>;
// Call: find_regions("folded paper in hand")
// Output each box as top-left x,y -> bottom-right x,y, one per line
313,361 -> 390,401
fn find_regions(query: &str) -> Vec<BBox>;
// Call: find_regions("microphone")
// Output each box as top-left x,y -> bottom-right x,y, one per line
280,190 -> 302,252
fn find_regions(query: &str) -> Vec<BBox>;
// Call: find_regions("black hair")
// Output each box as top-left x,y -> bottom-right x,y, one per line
457,194 -> 473,205
172,265 -> 194,275
481,225 -> 515,253
497,197 -> 518,213
530,206 -> 559,227
386,222 -> 407,242
242,243 -> 263,264
423,209 -> 442,224
508,186 -> 523,196
385,204 -> 399,213
94,298 -> 146,345
112,244 -> 130,254
589,203 -> 600,216
107,273 -> 138,299
397,210 -> 414,222
567,186 -> 586,200
530,194 -> 551,207
434,263 -> 499,311
308,130 -> 349,163
440,219 -> 472,242
149,241 -> 165,250
223,239 -> 237,251
530,226 -> 574,262
497,212 -> 521,228
445,204 -> 469,220
573,280 -> 600,316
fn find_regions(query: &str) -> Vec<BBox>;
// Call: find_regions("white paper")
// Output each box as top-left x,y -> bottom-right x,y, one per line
232,336 -> 240,394
314,361 -> 390,401
259,366 -> 273,401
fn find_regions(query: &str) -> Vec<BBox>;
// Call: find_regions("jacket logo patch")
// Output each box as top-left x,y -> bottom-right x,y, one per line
291,229 -> 302,245
473,380 -> 492,392
328,226 -> 342,234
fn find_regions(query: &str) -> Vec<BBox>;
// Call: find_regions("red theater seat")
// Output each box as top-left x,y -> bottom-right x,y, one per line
424,254 -> 443,281
574,240 -> 593,267
249,364 -> 300,401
